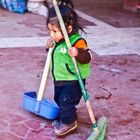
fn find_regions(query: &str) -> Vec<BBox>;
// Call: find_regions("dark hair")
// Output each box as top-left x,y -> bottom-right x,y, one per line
46,4 -> 84,34
57,0 -> 74,8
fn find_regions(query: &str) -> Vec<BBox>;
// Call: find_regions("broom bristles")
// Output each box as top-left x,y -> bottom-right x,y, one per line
87,117 -> 107,140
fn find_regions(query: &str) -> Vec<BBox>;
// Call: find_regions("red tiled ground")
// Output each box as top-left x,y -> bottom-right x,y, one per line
0,48 -> 139,140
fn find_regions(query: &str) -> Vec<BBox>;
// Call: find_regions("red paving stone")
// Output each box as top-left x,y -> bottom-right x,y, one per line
0,48 -> 140,140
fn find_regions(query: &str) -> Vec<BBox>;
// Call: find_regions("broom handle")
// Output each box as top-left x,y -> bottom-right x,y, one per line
52,0 -> 98,130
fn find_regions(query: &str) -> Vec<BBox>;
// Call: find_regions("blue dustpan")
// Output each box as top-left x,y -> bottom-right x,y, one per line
23,48 -> 60,119
23,91 -> 59,119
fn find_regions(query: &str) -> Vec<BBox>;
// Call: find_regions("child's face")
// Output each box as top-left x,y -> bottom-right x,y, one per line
48,23 -> 63,42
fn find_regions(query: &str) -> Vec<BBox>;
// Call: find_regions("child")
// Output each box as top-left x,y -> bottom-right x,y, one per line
46,3 -> 92,136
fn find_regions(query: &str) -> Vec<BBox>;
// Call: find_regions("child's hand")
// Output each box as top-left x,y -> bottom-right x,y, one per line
46,38 -> 54,49
68,47 -> 78,57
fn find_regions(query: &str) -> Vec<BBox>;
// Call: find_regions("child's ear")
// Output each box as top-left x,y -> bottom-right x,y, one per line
67,25 -> 73,33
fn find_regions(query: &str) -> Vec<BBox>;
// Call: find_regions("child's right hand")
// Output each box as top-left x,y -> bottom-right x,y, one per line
46,38 -> 54,49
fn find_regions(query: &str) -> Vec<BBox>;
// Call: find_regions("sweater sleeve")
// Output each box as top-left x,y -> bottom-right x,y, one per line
73,39 -> 92,64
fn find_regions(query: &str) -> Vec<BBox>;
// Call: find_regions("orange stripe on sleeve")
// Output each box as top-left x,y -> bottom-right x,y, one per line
74,39 -> 87,49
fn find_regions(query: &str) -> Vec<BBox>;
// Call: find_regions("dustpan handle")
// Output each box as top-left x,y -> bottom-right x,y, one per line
34,47 -> 53,113
37,47 -> 53,101
52,0 -> 98,130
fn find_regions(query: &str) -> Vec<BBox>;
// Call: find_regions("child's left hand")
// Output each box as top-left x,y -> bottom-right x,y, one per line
68,47 -> 78,57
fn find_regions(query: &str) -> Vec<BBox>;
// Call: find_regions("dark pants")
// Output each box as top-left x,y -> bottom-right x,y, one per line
54,81 -> 85,125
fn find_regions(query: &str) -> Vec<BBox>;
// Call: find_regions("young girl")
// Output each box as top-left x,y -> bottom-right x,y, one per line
46,3 -> 92,136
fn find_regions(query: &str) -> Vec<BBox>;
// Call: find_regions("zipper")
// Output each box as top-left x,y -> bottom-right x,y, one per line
51,45 -> 57,81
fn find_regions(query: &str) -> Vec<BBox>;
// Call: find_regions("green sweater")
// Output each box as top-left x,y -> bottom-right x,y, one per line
51,33 -> 90,81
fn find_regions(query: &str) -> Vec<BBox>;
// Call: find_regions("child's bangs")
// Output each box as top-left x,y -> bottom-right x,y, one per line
49,17 -> 59,25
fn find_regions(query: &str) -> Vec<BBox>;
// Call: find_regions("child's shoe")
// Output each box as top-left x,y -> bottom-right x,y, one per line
54,121 -> 77,136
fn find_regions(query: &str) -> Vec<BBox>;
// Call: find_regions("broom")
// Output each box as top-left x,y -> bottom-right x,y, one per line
52,0 -> 107,139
